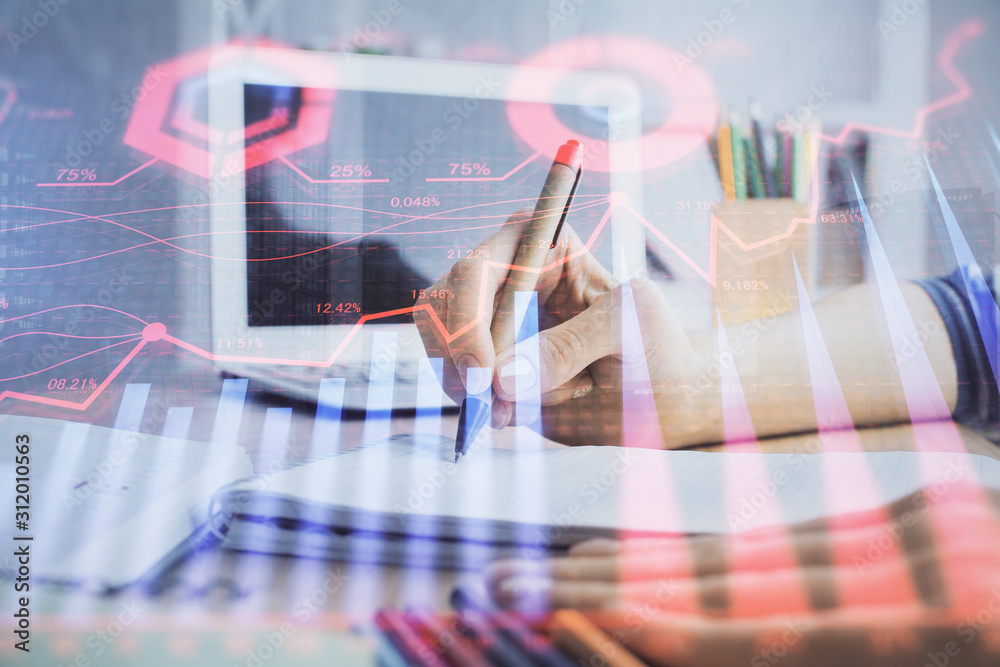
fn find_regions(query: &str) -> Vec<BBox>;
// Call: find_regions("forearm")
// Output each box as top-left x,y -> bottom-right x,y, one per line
673,283 -> 957,446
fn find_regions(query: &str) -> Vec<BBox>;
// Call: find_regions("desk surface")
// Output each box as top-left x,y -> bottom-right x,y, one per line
23,411 -> 999,625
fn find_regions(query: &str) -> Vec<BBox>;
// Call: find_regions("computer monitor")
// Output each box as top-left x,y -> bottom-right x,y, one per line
206,47 -> 645,409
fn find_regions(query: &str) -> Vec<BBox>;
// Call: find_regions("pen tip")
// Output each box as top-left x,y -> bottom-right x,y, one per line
454,452 -> 461,462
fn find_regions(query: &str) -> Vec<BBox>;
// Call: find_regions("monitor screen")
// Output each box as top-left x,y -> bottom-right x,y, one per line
243,85 -> 614,328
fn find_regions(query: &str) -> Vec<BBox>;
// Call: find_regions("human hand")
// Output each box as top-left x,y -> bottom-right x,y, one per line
413,208 -> 703,447
484,484 -> 1000,666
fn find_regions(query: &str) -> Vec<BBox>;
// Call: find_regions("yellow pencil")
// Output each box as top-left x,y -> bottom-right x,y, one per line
718,124 -> 736,200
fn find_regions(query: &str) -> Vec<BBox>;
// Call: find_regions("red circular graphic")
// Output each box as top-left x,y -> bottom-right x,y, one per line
123,42 -> 336,179
506,35 -> 717,172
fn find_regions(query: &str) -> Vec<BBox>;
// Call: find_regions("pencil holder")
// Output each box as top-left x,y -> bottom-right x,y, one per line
712,199 -> 813,326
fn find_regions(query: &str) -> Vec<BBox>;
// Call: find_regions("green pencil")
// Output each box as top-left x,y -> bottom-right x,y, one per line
746,137 -> 765,199
730,109 -> 747,200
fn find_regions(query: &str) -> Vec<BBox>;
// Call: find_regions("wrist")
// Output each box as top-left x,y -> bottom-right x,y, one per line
656,332 -> 726,448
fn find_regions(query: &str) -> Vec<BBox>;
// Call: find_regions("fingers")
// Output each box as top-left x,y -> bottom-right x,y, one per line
487,549 -> 936,614
568,538 -> 623,556
449,209 -> 534,376
413,208 -> 533,398
414,207 -> 624,411
491,276 -> 679,409
584,611 -> 977,667
486,498 -> 1000,614
490,370 -> 598,429
492,283 -> 622,403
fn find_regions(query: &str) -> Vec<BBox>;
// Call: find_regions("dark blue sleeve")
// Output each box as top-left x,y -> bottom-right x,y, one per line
915,267 -> 999,441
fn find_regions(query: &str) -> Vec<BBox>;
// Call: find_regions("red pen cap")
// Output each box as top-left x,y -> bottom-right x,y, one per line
554,139 -> 583,170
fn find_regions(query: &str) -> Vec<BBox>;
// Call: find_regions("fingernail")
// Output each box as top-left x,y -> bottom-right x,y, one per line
497,355 -> 536,396
491,399 -> 511,429
459,355 -> 492,395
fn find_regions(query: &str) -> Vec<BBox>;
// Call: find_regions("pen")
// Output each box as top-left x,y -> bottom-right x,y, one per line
717,122 -> 736,201
550,609 -> 647,667
374,608 -> 449,667
729,109 -> 747,201
408,607 -> 493,667
749,100 -> 775,198
454,140 -> 584,462
451,587 -> 578,667
454,608 -> 540,667
454,396 -> 491,462
778,124 -> 793,198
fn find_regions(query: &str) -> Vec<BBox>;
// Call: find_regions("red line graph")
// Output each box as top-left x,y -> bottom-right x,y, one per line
36,158 -> 160,188
0,20 -> 983,411
820,19 -> 983,145
425,152 -> 540,182
279,156 -> 389,184
0,185 -> 811,409
0,197 -> 607,270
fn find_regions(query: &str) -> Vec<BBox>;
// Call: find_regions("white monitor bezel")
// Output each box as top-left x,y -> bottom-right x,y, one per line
206,46 -> 644,376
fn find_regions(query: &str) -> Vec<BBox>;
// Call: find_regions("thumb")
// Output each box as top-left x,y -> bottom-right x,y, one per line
492,293 -> 619,402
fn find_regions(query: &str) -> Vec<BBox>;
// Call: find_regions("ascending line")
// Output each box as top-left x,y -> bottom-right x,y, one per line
280,156 -> 390,183
36,158 -> 159,188
425,152 -> 540,182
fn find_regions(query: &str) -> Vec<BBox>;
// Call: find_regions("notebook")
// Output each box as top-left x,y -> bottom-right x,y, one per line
213,430 -> 1000,569
0,415 -> 252,589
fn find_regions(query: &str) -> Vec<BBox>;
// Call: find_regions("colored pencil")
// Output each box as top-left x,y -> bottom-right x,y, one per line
730,109 -> 748,200
746,136 -> 765,199
718,123 -> 736,200
550,610 -> 648,667
749,100 -> 776,198
374,608 -> 449,667
779,125 -> 793,198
